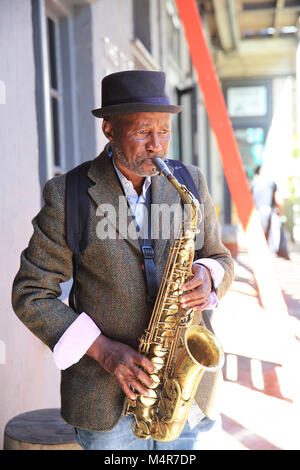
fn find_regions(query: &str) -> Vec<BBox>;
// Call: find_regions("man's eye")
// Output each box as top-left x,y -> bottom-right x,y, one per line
138,130 -> 145,135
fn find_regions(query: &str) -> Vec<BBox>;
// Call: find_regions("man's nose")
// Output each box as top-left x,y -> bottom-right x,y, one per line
145,132 -> 162,152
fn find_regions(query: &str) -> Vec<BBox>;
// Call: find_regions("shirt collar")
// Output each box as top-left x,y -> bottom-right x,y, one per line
112,157 -> 151,199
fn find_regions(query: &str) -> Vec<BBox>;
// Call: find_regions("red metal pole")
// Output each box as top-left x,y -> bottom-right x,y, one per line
175,0 -> 253,230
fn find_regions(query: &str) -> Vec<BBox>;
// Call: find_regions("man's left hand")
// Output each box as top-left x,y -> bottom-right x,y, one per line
179,263 -> 212,311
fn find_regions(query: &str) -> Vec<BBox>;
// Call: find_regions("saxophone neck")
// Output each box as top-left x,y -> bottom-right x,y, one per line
152,158 -> 189,198
151,158 -> 201,236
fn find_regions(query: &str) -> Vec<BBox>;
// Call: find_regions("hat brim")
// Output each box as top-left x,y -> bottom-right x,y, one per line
91,102 -> 183,118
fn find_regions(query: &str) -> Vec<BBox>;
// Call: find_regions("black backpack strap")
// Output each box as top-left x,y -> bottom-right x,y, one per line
138,186 -> 158,307
65,160 -> 92,310
65,160 -> 93,254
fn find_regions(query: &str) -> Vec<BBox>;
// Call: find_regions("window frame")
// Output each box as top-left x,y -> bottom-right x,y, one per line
46,12 -> 66,176
32,0 -> 83,189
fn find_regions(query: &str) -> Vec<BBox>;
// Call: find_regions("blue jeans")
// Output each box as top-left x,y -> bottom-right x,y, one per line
75,414 -> 220,450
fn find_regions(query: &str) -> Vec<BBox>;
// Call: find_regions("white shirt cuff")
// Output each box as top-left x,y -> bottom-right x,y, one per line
53,312 -> 101,370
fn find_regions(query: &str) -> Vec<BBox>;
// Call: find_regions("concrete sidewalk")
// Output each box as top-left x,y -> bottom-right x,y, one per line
207,244 -> 300,450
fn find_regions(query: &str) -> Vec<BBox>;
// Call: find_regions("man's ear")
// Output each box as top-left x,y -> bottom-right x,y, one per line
102,119 -> 114,142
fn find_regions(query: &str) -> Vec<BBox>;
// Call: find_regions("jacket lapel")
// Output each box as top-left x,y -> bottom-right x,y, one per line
87,151 -> 141,253
87,151 -> 182,264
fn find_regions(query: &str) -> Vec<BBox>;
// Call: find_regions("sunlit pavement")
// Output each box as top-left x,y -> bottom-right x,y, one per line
208,244 -> 300,450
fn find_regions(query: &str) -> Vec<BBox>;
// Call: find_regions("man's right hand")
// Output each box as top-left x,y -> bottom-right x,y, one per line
86,334 -> 155,400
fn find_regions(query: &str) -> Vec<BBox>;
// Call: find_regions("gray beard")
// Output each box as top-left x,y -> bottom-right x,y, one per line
111,141 -> 164,177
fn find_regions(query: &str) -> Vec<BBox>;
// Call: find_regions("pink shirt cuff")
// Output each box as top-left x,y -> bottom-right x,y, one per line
194,258 -> 225,309
209,290 -> 218,308
53,312 -> 101,370
194,258 -> 225,289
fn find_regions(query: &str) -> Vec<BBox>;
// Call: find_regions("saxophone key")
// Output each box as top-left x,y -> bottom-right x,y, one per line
140,389 -> 157,406
153,344 -> 168,357
151,356 -> 164,371
131,420 -> 151,440
148,374 -> 160,389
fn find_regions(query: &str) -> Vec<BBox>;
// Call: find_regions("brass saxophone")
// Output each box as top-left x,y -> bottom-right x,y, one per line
125,157 -> 224,442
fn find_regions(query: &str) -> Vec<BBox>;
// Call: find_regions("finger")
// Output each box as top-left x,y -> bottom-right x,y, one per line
181,276 -> 203,292
134,354 -> 155,376
180,288 -> 206,305
118,349 -> 153,373
130,363 -> 154,388
193,300 -> 211,311
182,264 -> 212,293
181,296 -> 209,310
119,377 -> 137,400
128,378 -> 151,397
181,264 -> 203,290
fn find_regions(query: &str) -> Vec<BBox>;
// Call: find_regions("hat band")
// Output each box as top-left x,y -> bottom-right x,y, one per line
102,96 -> 171,107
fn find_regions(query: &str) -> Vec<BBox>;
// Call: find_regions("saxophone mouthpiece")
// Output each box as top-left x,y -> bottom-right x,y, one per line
152,158 -> 172,179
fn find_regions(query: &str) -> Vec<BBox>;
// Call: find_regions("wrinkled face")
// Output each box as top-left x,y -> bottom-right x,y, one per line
102,112 -> 172,177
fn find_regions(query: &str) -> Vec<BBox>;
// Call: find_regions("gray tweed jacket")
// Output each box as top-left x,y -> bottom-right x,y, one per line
12,149 -> 234,431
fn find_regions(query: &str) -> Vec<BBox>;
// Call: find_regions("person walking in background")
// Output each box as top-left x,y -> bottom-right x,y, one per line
251,165 -> 290,260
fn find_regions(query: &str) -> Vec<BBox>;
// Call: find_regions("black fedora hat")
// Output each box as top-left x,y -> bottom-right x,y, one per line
91,70 -> 182,118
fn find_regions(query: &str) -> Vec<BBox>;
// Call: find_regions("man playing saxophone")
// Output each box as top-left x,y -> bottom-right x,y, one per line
12,71 -> 234,450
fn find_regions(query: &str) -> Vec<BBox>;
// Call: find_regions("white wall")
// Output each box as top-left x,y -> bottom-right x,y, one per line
0,0 -> 60,449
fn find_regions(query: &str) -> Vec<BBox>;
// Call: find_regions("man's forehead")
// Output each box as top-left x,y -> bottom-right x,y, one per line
117,112 -> 171,126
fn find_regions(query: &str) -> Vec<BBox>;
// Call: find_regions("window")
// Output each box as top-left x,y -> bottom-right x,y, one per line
47,15 -> 65,175
32,0 -> 69,187
222,79 -> 273,223
223,80 -> 272,180
177,86 -> 198,165
133,0 -> 151,53
166,0 -> 181,67
32,0 -> 95,188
